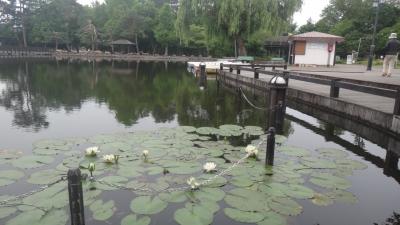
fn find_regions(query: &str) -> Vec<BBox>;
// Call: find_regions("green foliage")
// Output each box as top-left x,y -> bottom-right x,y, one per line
298,0 -> 400,58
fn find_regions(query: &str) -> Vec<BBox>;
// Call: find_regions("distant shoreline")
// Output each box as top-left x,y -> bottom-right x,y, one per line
54,52 -> 216,62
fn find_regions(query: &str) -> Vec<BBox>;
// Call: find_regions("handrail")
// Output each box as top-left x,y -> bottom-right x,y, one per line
219,64 -> 400,115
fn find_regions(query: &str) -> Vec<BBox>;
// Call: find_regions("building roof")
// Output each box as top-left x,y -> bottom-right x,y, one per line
110,39 -> 136,45
265,36 -> 289,47
289,32 -> 344,43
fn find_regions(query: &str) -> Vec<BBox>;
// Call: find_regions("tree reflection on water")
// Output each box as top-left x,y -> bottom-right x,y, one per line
0,60 -> 270,132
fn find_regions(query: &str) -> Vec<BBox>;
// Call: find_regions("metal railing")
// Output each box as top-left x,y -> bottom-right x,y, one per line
220,64 -> 400,116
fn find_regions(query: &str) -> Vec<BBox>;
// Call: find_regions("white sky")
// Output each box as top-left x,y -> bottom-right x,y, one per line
294,0 -> 330,26
78,0 -> 330,27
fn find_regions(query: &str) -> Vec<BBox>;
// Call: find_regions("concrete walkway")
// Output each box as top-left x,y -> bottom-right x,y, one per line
287,64 -> 400,86
240,65 -> 398,114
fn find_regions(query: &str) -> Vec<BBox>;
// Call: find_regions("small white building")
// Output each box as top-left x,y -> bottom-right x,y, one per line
289,32 -> 344,67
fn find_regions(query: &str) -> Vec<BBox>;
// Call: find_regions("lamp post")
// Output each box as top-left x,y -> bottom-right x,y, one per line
367,0 -> 381,71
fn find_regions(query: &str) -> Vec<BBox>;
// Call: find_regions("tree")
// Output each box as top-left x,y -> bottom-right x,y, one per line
177,0 -> 302,56
298,18 -> 316,33
154,4 -> 177,55
29,0 -> 86,50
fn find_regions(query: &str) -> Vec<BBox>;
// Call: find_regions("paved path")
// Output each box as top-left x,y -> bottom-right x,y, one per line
240,65 -> 397,114
286,64 -> 400,86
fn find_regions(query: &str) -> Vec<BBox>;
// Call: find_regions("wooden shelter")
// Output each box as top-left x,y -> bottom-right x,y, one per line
110,39 -> 136,54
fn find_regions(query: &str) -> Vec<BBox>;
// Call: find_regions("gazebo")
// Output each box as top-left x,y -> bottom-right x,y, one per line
110,39 -> 136,54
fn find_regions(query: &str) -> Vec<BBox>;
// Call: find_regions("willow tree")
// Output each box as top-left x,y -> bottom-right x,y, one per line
177,0 -> 302,56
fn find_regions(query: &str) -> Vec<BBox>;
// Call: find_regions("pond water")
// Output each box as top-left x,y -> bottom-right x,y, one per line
0,59 -> 399,225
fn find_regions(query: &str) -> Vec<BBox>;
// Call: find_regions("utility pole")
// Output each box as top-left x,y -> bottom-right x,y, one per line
367,0 -> 381,71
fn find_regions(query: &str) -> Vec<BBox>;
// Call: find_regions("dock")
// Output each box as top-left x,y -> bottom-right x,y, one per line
217,64 -> 400,135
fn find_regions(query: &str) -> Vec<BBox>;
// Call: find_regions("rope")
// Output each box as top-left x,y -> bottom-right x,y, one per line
239,87 -> 267,110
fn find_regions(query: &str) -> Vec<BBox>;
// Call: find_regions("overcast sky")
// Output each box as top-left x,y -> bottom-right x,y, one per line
78,0 -> 330,27
294,0 -> 330,26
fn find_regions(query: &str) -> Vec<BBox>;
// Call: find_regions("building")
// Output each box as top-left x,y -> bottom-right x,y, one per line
288,32 -> 344,67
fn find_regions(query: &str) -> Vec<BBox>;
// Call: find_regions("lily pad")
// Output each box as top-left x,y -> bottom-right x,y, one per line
224,208 -> 264,223
89,200 -> 116,221
0,207 -> 17,219
130,196 -> 167,215
310,173 -> 351,190
174,204 -> 213,225
311,193 -> 334,206
257,211 -> 286,225
11,155 -> 54,169
317,148 -> 349,159
269,197 -> 302,216
121,214 -> 151,225
277,146 -> 310,157
327,190 -> 358,204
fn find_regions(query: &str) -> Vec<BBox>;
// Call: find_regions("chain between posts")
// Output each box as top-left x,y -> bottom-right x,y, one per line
0,176 -> 67,206
92,138 -> 267,194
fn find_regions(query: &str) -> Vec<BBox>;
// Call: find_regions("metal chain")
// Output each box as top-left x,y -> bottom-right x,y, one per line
239,87 -> 267,111
0,176 -> 67,206
93,138 -> 267,193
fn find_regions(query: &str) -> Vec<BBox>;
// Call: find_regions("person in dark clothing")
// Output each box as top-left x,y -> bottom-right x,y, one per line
382,33 -> 400,77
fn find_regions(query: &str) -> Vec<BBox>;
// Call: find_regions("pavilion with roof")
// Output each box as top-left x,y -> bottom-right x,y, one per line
110,39 -> 136,54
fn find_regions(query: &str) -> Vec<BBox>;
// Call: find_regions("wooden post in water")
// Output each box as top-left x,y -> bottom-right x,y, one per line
68,169 -> 85,225
330,79 -> 340,98
254,69 -> 259,79
266,127 -> 276,166
393,89 -> 400,115
199,62 -> 207,89
268,76 -> 288,134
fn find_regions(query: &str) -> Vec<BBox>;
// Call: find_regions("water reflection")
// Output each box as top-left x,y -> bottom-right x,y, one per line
286,100 -> 400,183
0,60 -> 269,132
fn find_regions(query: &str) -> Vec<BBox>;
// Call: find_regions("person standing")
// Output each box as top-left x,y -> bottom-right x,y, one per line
382,33 -> 400,77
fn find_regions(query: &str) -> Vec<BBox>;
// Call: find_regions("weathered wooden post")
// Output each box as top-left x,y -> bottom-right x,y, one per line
283,70 -> 289,85
254,68 -> 259,79
68,169 -> 85,225
199,62 -> 207,89
330,79 -> 340,98
266,127 -> 276,166
393,89 -> 400,115
268,75 -> 288,134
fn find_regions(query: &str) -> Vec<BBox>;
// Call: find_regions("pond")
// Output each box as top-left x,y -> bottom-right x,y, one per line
0,59 -> 399,225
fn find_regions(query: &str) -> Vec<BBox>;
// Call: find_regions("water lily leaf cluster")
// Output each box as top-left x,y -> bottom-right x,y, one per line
0,125 -> 367,225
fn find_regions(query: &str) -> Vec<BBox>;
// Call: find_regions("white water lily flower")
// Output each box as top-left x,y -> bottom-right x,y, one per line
245,145 -> 258,157
142,150 -> 149,157
203,162 -> 217,173
187,177 -> 200,190
103,154 -> 116,163
85,146 -> 100,156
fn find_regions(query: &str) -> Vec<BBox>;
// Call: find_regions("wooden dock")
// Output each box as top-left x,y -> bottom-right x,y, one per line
217,64 -> 400,136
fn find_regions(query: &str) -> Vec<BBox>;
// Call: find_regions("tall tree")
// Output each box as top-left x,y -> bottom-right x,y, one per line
177,0 -> 302,56
154,4 -> 177,55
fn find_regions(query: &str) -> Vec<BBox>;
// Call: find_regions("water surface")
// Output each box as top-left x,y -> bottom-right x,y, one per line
0,59 -> 399,225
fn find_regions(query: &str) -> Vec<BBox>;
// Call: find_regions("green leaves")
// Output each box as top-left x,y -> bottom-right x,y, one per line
174,204 -> 214,225
1,126 -> 366,225
268,198 -> 303,216
224,208 -> 265,223
121,214 -> 151,225
310,173 -> 351,190
130,196 -> 167,215
90,200 -> 116,221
